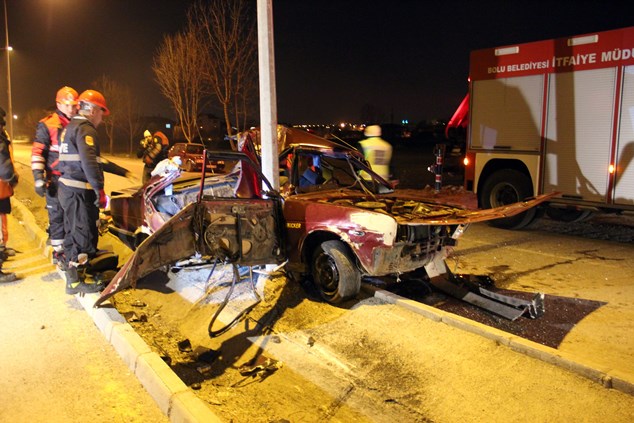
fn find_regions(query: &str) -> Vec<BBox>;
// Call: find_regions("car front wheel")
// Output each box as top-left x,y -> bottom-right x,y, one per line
311,240 -> 361,304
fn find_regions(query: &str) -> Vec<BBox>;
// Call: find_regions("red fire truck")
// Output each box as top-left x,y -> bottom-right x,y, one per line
451,26 -> 634,229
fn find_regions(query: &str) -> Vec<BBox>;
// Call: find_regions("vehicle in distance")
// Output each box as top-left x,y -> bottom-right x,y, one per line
167,142 -> 225,172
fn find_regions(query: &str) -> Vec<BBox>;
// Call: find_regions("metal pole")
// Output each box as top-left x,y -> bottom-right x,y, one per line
3,0 -> 12,141
257,0 -> 279,190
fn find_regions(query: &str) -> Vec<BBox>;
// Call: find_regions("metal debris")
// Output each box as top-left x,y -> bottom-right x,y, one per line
178,339 -> 193,352
238,355 -> 281,377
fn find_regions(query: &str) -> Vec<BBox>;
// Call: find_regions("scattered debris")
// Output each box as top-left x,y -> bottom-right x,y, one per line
195,347 -> 220,364
178,339 -> 193,352
238,355 -> 281,378
196,363 -> 212,375
122,311 -> 147,322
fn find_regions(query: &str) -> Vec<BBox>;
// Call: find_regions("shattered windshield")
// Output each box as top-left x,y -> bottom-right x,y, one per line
289,150 -> 394,195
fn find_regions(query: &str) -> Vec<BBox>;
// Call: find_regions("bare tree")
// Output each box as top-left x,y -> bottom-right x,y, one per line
23,107 -> 51,140
152,29 -> 206,143
93,75 -> 133,154
189,0 -> 258,143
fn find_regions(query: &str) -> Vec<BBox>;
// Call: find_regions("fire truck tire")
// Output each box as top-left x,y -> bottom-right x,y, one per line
311,240 -> 361,304
545,207 -> 594,222
480,169 -> 538,229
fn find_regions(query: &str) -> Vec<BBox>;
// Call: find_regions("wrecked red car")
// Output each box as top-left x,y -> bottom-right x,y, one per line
99,127 -> 554,310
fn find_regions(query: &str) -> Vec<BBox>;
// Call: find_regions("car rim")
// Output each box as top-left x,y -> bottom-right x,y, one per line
314,252 -> 339,295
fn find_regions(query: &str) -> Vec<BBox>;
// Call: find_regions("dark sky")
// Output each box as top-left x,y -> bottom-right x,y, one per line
2,0 -> 632,128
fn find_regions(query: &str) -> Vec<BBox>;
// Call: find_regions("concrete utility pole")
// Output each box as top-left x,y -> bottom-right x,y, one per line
257,0 -> 279,189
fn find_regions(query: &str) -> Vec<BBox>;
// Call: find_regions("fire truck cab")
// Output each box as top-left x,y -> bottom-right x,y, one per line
457,26 -> 634,228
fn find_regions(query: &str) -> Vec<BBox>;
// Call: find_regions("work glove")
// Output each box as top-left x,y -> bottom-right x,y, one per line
34,178 -> 46,197
95,189 -> 108,209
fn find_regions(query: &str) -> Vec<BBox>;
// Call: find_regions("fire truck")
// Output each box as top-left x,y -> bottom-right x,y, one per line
449,26 -> 634,229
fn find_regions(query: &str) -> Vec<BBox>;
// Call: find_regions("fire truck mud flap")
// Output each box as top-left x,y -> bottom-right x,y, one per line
424,256 -> 545,321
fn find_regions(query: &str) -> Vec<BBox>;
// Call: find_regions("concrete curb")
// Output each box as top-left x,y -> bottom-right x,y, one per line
364,285 -> 634,396
14,197 -> 223,423
75,293 -> 223,423
11,198 -> 50,257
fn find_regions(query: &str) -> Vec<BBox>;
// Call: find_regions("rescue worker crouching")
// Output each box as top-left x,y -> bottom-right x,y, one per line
57,90 -> 127,294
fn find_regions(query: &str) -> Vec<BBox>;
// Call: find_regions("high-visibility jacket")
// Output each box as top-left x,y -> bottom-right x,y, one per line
32,110 -> 70,181
359,136 -> 392,180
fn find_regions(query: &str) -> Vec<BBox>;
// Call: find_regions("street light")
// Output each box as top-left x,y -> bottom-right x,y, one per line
3,0 -> 12,141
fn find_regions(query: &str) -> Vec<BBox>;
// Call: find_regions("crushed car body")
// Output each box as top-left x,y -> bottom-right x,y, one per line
98,126 -> 555,314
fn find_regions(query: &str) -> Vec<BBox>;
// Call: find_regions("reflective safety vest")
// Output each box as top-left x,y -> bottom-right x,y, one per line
359,136 -> 392,180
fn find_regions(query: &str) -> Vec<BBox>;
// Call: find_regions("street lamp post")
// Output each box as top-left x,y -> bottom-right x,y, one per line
3,0 -> 12,141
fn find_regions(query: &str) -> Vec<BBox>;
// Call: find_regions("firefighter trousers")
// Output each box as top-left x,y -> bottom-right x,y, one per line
58,184 -> 99,265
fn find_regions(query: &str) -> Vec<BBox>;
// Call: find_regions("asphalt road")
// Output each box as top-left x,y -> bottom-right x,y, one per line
8,141 -> 634,422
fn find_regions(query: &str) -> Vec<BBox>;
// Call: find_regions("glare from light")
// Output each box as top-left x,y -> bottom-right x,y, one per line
495,46 -> 519,56
608,164 -> 615,174
568,35 -> 598,46
463,156 -> 470,166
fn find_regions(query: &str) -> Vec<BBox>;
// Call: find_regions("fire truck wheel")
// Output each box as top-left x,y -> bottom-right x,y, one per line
311,240 -> 361,304
481,169 -> 538,230
545,207 -> 594,223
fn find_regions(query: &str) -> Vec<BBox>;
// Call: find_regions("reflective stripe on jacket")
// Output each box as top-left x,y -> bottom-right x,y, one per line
31,110 -> 70,180
58,116 -> 104,192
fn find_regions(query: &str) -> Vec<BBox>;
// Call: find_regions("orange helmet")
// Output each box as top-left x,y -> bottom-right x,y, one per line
78,90 -> 110,116
56,86 -> 79,105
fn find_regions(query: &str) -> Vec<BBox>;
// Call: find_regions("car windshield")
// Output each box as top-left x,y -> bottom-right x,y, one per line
292,150 -> 394,195
187,144 -> 204,154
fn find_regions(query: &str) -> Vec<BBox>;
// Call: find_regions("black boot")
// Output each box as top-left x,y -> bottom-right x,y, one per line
0,270 -> 17,283
65,268 -> 103,295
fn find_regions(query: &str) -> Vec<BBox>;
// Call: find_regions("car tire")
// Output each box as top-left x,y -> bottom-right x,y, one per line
311,240 -> 361,304
184,160 -> 194,172
480,169 -> 538,230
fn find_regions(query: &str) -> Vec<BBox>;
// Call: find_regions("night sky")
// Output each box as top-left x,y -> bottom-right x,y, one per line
2,0 -> 632,129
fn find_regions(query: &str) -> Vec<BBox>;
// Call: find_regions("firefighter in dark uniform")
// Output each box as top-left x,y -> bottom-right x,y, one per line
31,86 -> 79,264
57,89 -> 129,294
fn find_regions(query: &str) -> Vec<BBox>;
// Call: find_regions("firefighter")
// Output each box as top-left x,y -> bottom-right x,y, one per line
57,90 -> 130,294
0,107 -> 18,282
137,123 -> 169,184
31,86 -> 79,264
359,125 -> 392,180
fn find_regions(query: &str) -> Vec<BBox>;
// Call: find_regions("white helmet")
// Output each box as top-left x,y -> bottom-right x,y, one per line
364,125 -> 381,137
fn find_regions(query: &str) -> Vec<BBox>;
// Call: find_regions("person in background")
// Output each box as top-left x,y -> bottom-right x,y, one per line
0,106 -> 19,282
31,86 -> 79,264
359,124 -> 392,180
57,90 -> 130,294
137,123 -> 169,184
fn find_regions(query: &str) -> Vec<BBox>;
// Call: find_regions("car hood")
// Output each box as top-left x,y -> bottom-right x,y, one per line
288,189 -> 557,225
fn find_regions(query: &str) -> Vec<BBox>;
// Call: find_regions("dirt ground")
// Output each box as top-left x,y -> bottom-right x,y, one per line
13,160 -> 634,422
